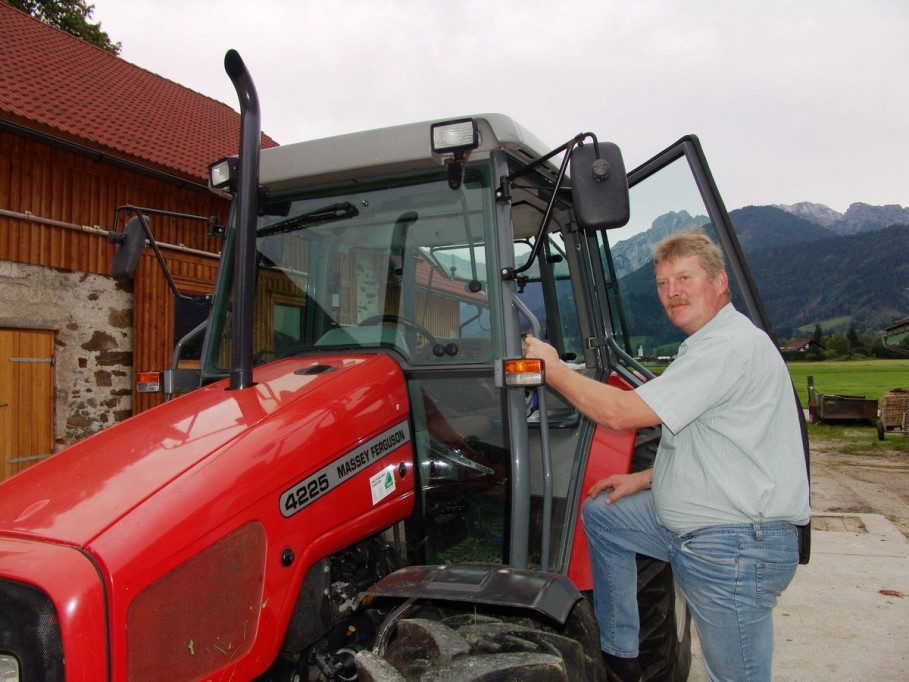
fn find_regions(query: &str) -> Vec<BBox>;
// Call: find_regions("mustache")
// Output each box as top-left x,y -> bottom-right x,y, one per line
667,299 -> 689,308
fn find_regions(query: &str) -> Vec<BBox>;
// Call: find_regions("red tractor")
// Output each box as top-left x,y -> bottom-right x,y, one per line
0,51 -> 796,681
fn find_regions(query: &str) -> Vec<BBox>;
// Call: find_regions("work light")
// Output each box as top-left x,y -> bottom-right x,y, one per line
208,156 -> 239,191
431,119 -> 480,155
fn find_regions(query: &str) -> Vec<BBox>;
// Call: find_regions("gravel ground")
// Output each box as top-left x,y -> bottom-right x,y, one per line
808,429 -> 909,538
687,429 -> 909,681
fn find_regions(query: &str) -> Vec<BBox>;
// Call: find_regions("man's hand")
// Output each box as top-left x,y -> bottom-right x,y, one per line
521,335 -> 661,432
523,335 -> 560,365
589,469 -> 652,504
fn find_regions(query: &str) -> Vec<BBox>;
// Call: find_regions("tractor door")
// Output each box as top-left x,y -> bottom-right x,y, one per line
556,135 -> 810,585
491,149 -> 638,575
493,135 -> 799,585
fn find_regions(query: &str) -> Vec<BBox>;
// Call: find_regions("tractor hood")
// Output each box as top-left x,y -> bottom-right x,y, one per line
0,354 -> 410,552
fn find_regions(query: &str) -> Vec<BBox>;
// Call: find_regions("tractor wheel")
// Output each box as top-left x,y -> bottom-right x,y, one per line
636,556 -> 691,681
358,598 -> 607,681
877,419 -> 885,441
630,426 -> 692,680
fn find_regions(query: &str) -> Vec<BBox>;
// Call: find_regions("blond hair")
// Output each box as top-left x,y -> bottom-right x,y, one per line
653,229 -> 725,280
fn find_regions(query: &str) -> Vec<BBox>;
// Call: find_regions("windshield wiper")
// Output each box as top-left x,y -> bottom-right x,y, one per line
258,202 -> 359,236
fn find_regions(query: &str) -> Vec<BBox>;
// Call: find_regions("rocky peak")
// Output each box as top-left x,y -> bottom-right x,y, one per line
611,211 -> 708,278
774,202 -> 842,226
836,202 -> 909,233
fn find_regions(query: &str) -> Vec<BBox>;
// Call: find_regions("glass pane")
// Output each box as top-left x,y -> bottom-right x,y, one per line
601,156 -> 746,356
173,297 -> 208,363
207,166 -> 498,370
274,303 -> 303,357
412,375 -> 509,564
514,235 -> 584,363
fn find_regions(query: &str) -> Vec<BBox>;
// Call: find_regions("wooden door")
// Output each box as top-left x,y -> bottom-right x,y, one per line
0,329 -> 55,480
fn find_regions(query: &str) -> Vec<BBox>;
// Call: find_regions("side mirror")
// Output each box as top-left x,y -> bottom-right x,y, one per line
570,142 -> 630,231
109,215 -> 145,280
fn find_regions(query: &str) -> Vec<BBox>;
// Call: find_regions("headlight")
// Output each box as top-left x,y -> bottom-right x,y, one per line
0,655 -> 20,682
0,580 -> 62,679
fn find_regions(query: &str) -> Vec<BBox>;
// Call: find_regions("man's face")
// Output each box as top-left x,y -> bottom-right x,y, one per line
655,254 -> 729,335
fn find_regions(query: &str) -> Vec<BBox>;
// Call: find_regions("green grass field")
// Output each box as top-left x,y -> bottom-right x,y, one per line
787,358 -> 909,405
787,359 -> 909,451
644,357 -> 909,447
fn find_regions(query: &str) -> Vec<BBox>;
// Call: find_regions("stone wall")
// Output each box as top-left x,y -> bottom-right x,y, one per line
0,261 -> 134,447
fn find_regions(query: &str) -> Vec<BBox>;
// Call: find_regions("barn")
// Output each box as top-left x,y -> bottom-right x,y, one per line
0,4 -> 277,478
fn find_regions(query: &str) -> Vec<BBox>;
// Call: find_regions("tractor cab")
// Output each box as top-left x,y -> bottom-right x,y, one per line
184,113 -> 768,577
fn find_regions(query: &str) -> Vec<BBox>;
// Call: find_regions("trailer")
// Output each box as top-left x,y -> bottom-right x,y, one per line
807,375 -> 878,423
878,389 -> 909,440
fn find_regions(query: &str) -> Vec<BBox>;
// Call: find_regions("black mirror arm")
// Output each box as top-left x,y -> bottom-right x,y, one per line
502,132 -> 599,186
502,133 -> 596,279
112,205 -> 209,304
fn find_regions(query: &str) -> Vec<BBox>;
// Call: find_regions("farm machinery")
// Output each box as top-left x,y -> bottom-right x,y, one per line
0,51 -> 794,681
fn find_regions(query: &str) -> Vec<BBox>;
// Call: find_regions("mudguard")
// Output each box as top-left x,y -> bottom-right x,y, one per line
366,563 -> 582,625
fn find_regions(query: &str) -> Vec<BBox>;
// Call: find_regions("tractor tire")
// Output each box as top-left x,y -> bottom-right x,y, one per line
630,426 -> 692,681
359,598 -> 607,682
636,556 -> 691,681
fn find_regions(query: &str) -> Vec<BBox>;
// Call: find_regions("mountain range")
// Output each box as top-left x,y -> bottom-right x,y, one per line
612,202 -> 909,346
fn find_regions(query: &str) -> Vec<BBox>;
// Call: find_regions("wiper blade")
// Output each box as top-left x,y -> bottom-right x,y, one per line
258,202 -> 359,236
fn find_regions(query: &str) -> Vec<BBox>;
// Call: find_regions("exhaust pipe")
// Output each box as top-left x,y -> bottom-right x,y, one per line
224,49 -> 260,390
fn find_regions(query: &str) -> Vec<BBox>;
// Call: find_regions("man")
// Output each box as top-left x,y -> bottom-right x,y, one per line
524,230 -> 810,682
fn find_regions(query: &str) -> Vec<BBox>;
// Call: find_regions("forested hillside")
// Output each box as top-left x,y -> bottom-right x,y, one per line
746,224 -> 908,337
612,203 -> 909,350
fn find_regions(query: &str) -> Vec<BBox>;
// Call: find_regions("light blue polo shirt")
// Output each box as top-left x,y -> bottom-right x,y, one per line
636,304 -> 811,535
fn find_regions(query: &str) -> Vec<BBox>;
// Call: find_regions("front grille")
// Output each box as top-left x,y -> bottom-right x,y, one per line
0,579 -> 64,680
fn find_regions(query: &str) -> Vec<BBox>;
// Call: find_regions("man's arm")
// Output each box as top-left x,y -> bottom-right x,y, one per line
523,336 -> 661,431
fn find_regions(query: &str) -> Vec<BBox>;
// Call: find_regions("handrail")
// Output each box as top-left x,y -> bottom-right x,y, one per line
513,295 -> 554,571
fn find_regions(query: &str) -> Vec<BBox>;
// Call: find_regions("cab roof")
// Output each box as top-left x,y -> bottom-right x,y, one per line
257,114 -> 555,192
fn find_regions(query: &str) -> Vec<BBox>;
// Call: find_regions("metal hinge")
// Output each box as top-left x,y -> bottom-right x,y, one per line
585,336 -> 609,350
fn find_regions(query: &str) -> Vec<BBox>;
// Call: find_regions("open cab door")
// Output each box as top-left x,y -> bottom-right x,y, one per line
595,135 -> 811,564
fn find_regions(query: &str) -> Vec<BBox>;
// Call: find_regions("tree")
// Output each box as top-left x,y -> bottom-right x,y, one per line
854,331 -> 876,357
6,0 -> 121,54
846,326 -> 860,351
825,332 -> 850,359
805,323 -> 826,360
812,323 -> 824,346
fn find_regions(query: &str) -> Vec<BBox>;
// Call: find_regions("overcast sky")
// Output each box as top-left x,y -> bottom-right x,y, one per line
91,0 -> 907,215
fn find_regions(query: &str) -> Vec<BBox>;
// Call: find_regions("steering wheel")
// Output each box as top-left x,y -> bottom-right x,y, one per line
358,314 -> 440,347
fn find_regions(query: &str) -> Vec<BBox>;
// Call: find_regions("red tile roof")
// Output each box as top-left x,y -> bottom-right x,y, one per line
0,4 -> 278,184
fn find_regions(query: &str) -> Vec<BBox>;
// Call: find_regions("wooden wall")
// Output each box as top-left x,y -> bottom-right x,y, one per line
0,130 -> 227,274
0,129 -> 229,421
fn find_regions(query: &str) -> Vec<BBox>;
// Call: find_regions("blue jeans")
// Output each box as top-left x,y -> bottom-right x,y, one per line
581,490 -> 799,682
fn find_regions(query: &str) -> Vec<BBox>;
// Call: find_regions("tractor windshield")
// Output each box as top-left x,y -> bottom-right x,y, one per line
203,166 -> 498,375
